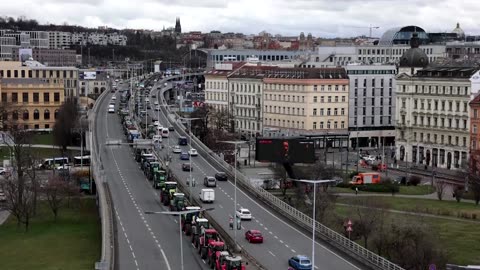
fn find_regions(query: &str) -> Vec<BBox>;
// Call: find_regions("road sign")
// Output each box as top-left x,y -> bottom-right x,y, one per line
346,226 -> 353,232
347,220 -> 352,226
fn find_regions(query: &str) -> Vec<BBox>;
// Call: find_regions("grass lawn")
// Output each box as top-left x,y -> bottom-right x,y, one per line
331,185 -> 436,195
31,133 -> 55,145
337,196 -> 480,219
0,146 -> 81,160
335,204 -> 480,265
0,198 -> 101,270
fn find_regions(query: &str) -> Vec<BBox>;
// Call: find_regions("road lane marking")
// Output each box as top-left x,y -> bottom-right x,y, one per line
268,251 -> 276,257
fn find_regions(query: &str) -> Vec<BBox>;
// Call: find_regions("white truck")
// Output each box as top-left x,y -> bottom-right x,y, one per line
199,189 -> 215,203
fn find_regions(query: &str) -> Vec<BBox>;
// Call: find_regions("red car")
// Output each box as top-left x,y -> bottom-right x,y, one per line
245,230 -> 263,243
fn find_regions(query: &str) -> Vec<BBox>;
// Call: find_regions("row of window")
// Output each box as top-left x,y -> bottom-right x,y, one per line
1,92 -> 61,103
354,97 -> 393,107
0,69 -> 76,79
353,116 -> 393,126
235,108 -> 260,118
354,88 -> 393,97
357,47 -> 434,56
4,124 -> 52,130
411,99 -> 468,113
354,106 -> 393,116
412,116 -> 468,130
354,78 -> 393,88
264,118 -> 346,130
410,132 -> 467,147
400,84 -> 470,96
236,120 -> 261,131
2,109 -> 58,121
206,81 -> 347,93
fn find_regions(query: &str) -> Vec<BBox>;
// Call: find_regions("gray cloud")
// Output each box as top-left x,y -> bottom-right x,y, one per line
2,0 -> 478,37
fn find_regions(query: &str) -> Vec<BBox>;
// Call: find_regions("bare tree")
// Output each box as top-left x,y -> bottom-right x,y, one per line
272,164 -> 289,197
436,180 -> 447,201
312,187 -> 337,224
1,172 -> 36,231
43,176 -> 68,221
209,108 -> 232,131
53,98 -> 79,154
453,185 -> 464,203
351,197 -> 385,249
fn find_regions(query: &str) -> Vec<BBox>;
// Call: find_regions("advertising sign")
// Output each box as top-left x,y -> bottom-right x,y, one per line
255,138 -> 315,163
83,71 -> 97,80
19,48 -> 33,62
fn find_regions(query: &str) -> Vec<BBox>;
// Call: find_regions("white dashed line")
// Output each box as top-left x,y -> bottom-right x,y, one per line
268,251 -> 276,257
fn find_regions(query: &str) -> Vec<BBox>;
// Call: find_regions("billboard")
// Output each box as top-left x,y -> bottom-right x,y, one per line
255,138 -> 315,163
19,48 -> 33,62
83,71 -> 97,80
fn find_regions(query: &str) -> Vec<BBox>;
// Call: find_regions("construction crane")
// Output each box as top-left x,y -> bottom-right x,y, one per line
343,25 -> 380,38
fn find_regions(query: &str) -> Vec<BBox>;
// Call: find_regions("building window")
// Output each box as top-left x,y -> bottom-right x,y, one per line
314,85 -> 318,91
22,93 -> 28,103
44,109 -> 50,120
334,108 -> 338,115
54,109 -> 59,119
1,93 -> 6,102
44,93 -> 50,103
320,96 -> 324,103
313,96 -> 317,103
320,109 -> 324,116
54,93 -> 60,102
12,93 -> 18,103
12,110 -> 18,120
23,110 -> 29,120
33,93 -> 39,103
33,109 -> 40,120
341,108 -> 345,115
313,122 -> 317,129
327,108 -> 331,115
313,108 -> 317,116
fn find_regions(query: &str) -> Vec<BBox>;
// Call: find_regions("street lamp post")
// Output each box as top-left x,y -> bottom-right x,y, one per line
219,140 -> 245,249
288,178 -> 337,270
177,116 -> 202,199
145,208 -> 214,270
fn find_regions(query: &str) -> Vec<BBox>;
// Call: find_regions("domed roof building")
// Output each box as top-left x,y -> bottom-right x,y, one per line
452,22 -> 465,39
399,32 -> 429,75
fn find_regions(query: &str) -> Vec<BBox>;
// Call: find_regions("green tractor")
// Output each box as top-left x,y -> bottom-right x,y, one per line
147,125 -> 156,139
153,169 -> 167,189
170,193 -> 186,212
161,181 -> 177,206
147,162 -> 161,180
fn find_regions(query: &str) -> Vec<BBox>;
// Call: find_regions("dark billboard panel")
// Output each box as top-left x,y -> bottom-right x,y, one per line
255,138 -> 315,163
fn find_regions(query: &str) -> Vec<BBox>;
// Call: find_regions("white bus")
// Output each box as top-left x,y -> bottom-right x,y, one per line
39,157 -> 69,169
161,128 -> 169,138
73,155 -> 91,167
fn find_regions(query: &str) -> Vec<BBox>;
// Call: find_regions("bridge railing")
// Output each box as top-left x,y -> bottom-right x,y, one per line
90,88 -> 115,270
157,74 -> 404,270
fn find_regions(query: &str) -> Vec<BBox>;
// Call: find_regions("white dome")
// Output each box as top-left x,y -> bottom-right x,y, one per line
452,22 -> 465,38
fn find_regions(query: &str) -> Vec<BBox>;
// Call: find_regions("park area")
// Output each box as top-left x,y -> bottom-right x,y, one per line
0,198 -> 100,270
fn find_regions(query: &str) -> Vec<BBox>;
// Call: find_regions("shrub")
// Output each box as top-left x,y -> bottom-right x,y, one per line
348,171 -> 358,179
352,183 -> 400,193
408,175 -> 422,186
337,182 -> 354,189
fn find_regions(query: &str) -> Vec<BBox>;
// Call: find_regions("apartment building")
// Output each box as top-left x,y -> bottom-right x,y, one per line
0,61 -> 79,97
48,31 -> 72,49
0,30 -> 49,60
395,66 -> 476,170
0,78 -> 64,130
345,64 -> 397,148
204,62 -> 245,112
263,68 -> 349,137
12,48 -> 77,67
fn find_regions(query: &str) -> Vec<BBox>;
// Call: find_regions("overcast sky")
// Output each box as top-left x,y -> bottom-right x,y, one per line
2,0 -> 479,37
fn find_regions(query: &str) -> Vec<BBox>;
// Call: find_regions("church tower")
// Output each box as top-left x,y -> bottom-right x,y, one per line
174,17 -> 182,34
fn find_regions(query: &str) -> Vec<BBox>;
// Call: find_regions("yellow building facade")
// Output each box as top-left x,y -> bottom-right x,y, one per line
0,78 -> 64,130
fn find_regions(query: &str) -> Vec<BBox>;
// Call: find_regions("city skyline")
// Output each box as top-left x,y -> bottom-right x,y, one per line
2,0 -> 479,37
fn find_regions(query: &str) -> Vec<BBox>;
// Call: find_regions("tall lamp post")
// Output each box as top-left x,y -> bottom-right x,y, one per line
177,116 -> 202,199
145,207 -> 214,270
289,179 -> 337,270
219,140 -> 245,249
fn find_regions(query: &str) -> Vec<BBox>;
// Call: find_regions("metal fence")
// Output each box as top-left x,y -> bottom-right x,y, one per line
157,77 -> 404,270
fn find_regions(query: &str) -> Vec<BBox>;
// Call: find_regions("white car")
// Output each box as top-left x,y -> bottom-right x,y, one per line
155,105 -> 161,111
108,108 -> 115,113
153,121 -> 160,126
236,208 -> 252,220
363,155 -> 376,162
172,145 -> 182,153
111,96 -> 116,101
0,167 -> 6,175
154,101 -> 159,106
188,148 -> 198,156
153,135 -> 162,143
55,164 -> 71,170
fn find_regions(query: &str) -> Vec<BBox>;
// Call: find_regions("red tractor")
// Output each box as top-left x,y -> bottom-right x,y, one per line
221,256 -> 245,270
191,217 -> 210,248
206,241 -> 225,266
198,228 -> 219,259
213,251 -> 231,270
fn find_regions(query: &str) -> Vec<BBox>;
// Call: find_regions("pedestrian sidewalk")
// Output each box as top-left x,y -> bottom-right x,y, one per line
0,210 -> 10,225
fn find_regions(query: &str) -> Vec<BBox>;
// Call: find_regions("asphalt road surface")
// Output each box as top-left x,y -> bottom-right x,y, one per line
147,82 -> 364,270
95,82 -> 209,270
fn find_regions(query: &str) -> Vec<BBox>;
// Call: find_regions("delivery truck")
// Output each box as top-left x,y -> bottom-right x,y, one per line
199,189 -> 215,203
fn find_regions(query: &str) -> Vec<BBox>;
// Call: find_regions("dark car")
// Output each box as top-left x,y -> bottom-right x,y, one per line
180,152 -> 189,160
182,163 -> 192,172
215,172 -> 228,181
245,230 -> 263,243
168,126 -> 175,131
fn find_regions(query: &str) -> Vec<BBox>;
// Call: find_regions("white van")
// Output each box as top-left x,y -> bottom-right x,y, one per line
161,128 -> 169,138
200,189 -> 215,203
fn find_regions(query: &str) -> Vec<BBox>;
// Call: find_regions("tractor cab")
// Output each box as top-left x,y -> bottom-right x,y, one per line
191,218 -> 210,248
214,251 -> 230,270
148,162 -> 161,180
182,206 -> 201,234
199,229 -> 220,259
170,192 -> 185,211
153,170 -> 167,189
161,181 -> 177,205
223,256 -> 245,270
207,241 -> 225,262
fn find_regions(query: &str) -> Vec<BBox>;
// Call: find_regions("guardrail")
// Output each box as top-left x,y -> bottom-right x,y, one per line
157,75 -> 404,270
90,89 -> 115,270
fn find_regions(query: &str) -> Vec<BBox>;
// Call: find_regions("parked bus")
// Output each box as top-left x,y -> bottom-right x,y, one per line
178,136 -> 188,145
39,157 -> 69,169
73,155 -> 91,167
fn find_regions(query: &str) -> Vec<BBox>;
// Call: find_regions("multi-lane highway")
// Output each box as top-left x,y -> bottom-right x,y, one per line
150,81 -> 364,270
94,81 -> 209,270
